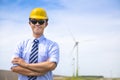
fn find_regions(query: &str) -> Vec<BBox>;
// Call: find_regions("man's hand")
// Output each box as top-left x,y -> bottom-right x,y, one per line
11,66 -> 46,76
12,57 -> 27,68
12,57 -> 56,75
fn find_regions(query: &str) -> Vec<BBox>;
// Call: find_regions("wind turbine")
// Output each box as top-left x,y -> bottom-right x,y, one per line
69,31 -> 79,77
70,31 -> 92,77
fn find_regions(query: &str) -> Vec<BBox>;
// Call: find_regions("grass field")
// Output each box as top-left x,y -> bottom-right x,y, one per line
56,76 -> 120,80
54,75 -> 120,80
63,77 -> 103,80
0,70 -> 120,80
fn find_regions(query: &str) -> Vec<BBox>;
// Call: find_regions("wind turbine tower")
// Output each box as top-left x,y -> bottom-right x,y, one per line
73,41 -> 79,77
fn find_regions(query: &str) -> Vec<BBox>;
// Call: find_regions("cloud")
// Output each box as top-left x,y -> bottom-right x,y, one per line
59,0 -> 120,12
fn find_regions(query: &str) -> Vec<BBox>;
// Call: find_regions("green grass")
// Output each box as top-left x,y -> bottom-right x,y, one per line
62,77 -> 120,80
62,76 -> 104,80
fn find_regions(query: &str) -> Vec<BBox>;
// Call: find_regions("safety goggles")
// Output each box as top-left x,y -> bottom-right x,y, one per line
29,18 -> 46,25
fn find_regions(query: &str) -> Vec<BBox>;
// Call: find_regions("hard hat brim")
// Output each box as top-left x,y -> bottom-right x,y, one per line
30,16 -> 48,19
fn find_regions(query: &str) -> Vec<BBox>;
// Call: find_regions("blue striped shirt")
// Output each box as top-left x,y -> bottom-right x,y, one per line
11,35 -> 59,80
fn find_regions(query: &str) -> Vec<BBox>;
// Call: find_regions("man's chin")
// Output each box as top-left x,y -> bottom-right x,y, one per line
34,32 -> 42,35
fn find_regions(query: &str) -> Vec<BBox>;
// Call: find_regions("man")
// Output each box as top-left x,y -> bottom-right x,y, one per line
11,8 -> 59,80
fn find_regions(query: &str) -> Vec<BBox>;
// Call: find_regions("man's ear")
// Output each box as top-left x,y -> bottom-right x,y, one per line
29,22 -> 31,25
45,22 -> 48,28
29,22 -> 32,26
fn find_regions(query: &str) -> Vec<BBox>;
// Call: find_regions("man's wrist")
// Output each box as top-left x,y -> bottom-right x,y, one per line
24,63 -> 29,68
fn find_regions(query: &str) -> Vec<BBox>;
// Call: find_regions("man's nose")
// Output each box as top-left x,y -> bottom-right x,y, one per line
35,22 -> 40,25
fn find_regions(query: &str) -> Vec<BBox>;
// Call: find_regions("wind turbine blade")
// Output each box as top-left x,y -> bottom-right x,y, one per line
70,32 -> 76,42
67,28 -> 76,42
79,39 -> 94,43
72,43 -> 77,51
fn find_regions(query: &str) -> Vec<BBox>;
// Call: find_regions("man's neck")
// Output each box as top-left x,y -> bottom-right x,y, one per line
33,34 -> 43,38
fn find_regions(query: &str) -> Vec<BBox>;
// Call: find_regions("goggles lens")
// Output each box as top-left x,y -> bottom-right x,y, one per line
30,19 -> 45,25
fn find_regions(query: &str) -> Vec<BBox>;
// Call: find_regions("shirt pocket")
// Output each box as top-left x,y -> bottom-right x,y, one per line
38,51 -> 48,62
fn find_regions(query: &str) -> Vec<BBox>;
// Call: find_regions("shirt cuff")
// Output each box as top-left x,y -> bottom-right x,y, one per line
49,57 -> 59,64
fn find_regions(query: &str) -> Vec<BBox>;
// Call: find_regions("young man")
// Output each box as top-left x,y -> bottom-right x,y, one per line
11,8 -> 59,80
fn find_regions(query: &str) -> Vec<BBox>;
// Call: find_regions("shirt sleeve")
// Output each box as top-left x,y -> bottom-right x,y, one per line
11,41 -> 24,68
48,42 -> 59,64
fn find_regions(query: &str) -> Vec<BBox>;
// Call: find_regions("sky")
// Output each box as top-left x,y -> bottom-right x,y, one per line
0,0 -> 120,78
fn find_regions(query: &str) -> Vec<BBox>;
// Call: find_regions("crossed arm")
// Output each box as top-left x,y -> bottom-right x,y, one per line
11,57 -> 57,76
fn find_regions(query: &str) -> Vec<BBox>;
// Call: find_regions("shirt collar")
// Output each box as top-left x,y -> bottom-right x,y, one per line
31,35 -> 45,43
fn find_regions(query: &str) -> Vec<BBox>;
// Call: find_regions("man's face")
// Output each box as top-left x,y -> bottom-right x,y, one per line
29,18 -> 48,36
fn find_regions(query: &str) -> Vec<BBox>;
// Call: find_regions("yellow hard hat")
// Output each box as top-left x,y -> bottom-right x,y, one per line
29,8 -> 48,19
